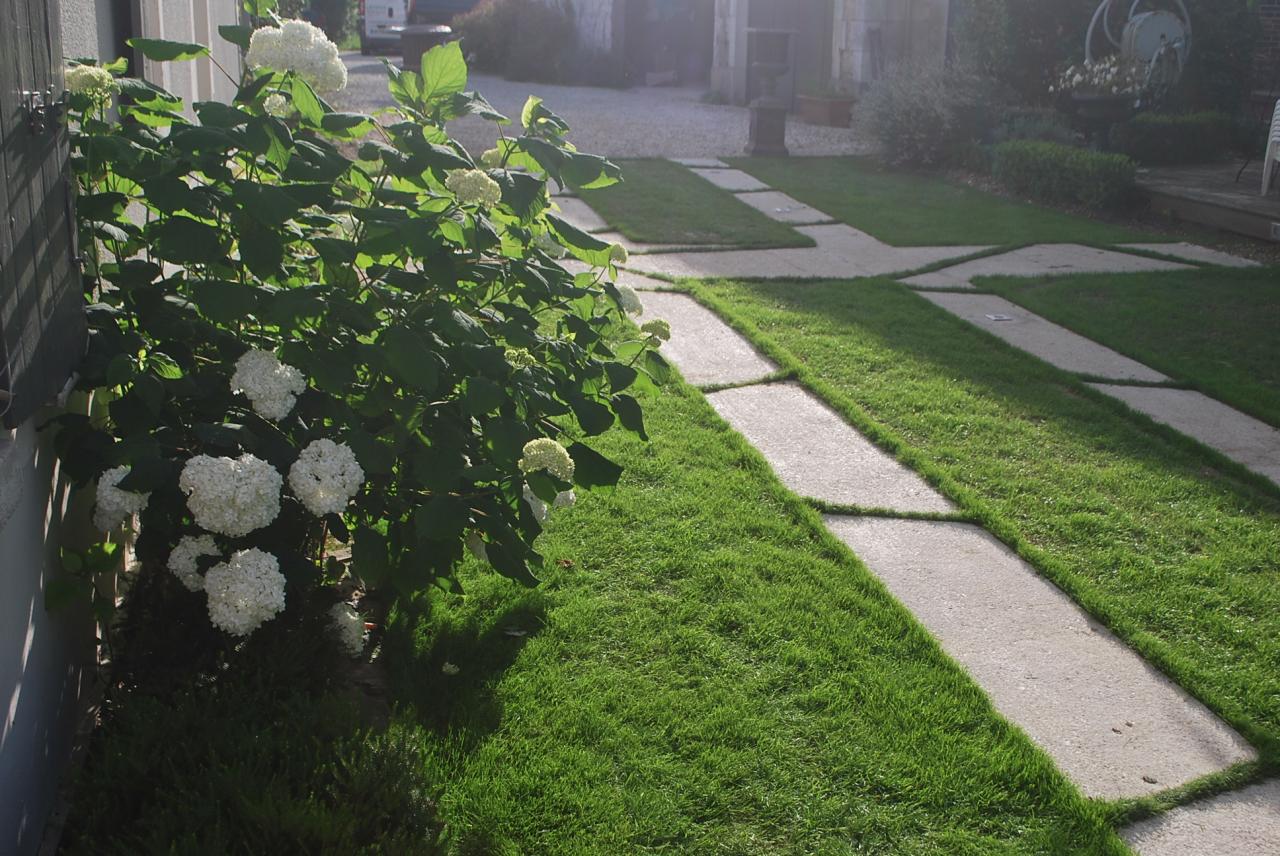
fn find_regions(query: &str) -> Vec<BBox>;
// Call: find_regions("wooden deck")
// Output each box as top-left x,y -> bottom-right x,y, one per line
1138,161 -> 1280,243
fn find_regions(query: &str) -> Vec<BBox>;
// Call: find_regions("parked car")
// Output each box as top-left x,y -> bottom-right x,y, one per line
357,0 -> 407,54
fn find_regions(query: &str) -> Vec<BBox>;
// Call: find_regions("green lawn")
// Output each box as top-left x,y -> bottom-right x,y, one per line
727,157 -> 1159,247
574,158 -> 814,249
693,277 -> 1280,761
982,267 -> 1280,428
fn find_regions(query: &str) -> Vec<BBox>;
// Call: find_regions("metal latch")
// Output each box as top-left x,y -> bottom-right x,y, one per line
22,87 -> 66,134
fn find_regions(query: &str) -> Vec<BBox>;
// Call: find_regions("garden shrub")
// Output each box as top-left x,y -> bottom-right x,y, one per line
1109,111 -> 1234,165
993,107 -> 1078,146
56,2 -> 663,657
859,63 -> 1004,168
992,140 -> 1137,209
455,0 -> 576,83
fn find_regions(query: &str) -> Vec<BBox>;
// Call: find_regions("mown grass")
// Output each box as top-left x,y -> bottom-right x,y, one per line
574,158 -> 814,249
728,157 -> 1158,247
384,381 -> 1126,854
692,277 -> 1280,761
982,266 -> 1280,428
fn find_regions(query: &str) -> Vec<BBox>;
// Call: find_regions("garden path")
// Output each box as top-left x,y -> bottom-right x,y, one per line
572,159 -> 1279,852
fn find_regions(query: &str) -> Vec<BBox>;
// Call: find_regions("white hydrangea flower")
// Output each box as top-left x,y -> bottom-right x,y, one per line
245,19 -> 348,94
263,92 -> 292,118
616,285 -> 643,316
479,148 -> 503,168
65,65 -> 116,99
609,243 -> 628,265
93,465 -> 151,531
441,662 -> 460,675
504,347 -> 537,369
518,438 -> 574,481
287,439 -> 365,517
554,490 -> 576,508
465,531 -> 488,563
205,548 -> 287,636
231,349 -> 306,422
329,602 -> 365,656
522,484 -> 549,524
179,454 -> 282,538
445,169 -> 502,207
640,318 -> 671,345
167,534 -> 220,592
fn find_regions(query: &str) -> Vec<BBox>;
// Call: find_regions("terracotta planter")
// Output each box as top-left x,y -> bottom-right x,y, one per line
796,94 -> 854,128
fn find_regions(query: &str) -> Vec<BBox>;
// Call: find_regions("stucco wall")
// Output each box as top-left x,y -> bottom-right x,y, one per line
571,0 -> 616,53
832,0 -> 949,89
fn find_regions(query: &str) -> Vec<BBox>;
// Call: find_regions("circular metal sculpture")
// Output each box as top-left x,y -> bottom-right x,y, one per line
1087,0 -> 1192,102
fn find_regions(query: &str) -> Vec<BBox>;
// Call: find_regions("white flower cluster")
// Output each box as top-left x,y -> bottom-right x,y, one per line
523,484 -> 576,523
329,602 -> 366,656
609,243 -> 629,265
616,285 -> 643,316
287,439 -> 365,517
445,169 -> 502,207
640,319 -> 671,346
519,438 -> 575,482
479,148 -> 503,168
167,533 -> 220,592
1050,56 -> 1145,97
179,453 -> 282,537
246,20 -> 348,94
504,347 -> 537,369
231,349 -> 306,421
263,92 -> 292,118
65,65 -> 116,99
93,465 -> 150,531
205,548 -> 287,636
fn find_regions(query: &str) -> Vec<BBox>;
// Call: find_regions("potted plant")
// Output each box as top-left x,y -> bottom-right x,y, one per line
1050,56 -> 1145,149
796,80 -> 856,128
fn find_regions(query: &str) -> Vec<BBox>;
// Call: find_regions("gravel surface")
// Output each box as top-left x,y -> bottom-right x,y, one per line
334,52 -> 870,158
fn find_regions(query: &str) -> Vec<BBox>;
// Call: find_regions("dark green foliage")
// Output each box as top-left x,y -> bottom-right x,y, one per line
310,0 -> 356,41
454,0 -> 576,83
1109,111 -> 1234,164
992,140 -> 1136,209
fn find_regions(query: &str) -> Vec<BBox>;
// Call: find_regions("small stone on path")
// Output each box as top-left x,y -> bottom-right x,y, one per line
553,196 -> 611,233
901,244 -> 1191,289
1088,385 -> 1280,487
636,292 -> 777,387
1122,778 -> 1280,856
824,516 -> 1256,799
1120,242 -> 1260,268
735,191 -> 834,225
690,168 -> 771,193
670,157 -> 729,168
706,383 -> 954,512
919,293 -> 1169,382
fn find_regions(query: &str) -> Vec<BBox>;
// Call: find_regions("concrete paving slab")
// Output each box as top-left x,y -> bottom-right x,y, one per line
1120,242 -> 1261,268
706,383 -> 954,512
591,231 -> 737,255
735,191 -> 835,225
1088,385 -> 1280,486
690,167 -> 771,192
901,244 -> 1191,289
1123,779 -> 1280,856
919,293 -> 1169,382
636,292 -> 777,387
670,157 -> 729,168
824,516 -> 1256,800
553,196 -> 611,233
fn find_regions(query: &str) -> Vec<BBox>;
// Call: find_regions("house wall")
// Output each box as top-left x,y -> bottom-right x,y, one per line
572,0 -> 617,52
831,0 -> 949,90
1257,0 -> 1280,95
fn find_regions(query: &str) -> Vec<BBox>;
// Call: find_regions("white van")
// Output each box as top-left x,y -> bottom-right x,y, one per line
358,0 -> 408,54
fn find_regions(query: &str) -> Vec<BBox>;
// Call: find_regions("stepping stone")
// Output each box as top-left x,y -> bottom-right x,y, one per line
825,516 -> 1256,799
690,167 -> 771,193
705,383 -> 954,512
735,191 -> 834,225
1120,242 -> 1260,268
1123,778 -> 1280,855
553,196 -> 610,233
591,231 -> 737,255
670,157 -> 729,168
636,292 -> 777,387
919,293 -> 1169,382
901,244 -> 1191,289
1088,385 -> 1280,487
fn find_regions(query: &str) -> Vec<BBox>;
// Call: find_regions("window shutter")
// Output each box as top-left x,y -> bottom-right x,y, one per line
1,0 -> 87,428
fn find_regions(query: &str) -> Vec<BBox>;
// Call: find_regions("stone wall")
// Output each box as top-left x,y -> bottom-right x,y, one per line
831,0 -> 949,90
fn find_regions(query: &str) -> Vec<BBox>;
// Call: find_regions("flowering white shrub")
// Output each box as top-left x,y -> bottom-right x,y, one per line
230,349 -> 306,421
441,662 -> 460,675
616,285 -> 643,315
640,319 -> 671,346
179,454 -> 282,537
245,19 -> 347,94
205,548 -> 287,636
93,465 -> 150,531
522,484 -> 550,523
288,439 -> 365,517
263,92 -> 292,118
167,534 -> 221,592
519,438 -> 575,481
1050,56 -> 1145,97
445,169 -> 502,206
329,602 -> 366,656
65,65 -> 116,98
479,148 -> 502,168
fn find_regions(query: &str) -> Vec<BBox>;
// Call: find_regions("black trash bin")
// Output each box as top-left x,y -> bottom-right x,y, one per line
400,24 -> 454,69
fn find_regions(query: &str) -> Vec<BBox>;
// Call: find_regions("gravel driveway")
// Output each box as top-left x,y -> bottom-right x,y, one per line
335,52 -> 870,158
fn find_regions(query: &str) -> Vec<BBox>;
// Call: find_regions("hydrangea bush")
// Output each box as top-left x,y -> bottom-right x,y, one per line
53,0 -> 664,645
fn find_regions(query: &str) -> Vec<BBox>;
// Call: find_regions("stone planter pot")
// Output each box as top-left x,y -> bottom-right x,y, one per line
796,94 -> 855,128
1060,92 -> 1139,150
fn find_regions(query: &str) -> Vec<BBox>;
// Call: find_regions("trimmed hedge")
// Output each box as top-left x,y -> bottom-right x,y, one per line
992,140 -> 1136,210
1110,112 -> 1233,165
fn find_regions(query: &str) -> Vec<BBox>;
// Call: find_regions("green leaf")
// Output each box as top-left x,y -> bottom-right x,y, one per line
547,214 -> 612,267
612,393 -> 647,440
127,37 -> 209,62
189,279 -> 261,324
568,442 -> 623,491
290,75 -> 325,125
521,95 -> 542,131
462,376 -> 505,415
46,577 -> 92,612
379,326 -> 440,393
218,24 -> 253,49
152,216 -> 224,265
116,454 -> 170,491
414,494 -> 471,542
419,41 -> 467,103
353,526 -> 391,587
569,395 -> 615,436
604,361 -> 638,392
320,112 -> 375,139
195,101 -> 250,128
242,0 -> 277,15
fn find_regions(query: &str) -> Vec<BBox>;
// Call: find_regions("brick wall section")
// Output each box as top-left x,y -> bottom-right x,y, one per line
1257,0 -> 1280,92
